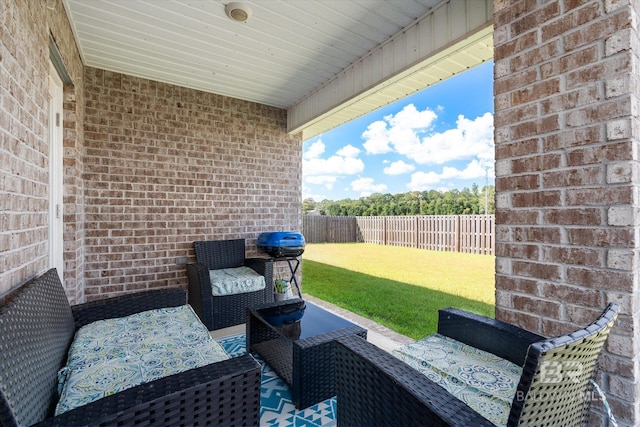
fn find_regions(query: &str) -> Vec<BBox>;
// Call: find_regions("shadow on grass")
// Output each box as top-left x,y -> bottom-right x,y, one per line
301,260 -> 494,340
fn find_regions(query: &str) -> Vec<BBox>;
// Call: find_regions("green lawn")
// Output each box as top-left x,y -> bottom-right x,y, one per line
301,243 -> 495,340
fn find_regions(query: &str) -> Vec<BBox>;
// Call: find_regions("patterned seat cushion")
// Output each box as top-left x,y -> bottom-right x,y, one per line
209,266 -> 266,296
55,305 -> 230,415
392,334 -> 522,426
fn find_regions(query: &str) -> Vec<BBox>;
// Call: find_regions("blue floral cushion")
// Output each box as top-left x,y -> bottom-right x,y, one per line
392,334 -> 521,426
209,266 -> 265,296
55,305 -> 230,415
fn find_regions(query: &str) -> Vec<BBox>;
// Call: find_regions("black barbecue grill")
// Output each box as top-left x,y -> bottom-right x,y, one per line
257,232 -> 305,258
257,231 -> 305,299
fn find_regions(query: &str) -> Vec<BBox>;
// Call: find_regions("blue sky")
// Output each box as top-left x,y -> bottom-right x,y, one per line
302,60 -> 495,202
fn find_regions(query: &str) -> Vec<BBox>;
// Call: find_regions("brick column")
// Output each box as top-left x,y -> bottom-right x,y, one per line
493,1 -> 638,425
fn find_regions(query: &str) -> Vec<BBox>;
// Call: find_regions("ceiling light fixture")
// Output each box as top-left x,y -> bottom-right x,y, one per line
225,2 -> 252,23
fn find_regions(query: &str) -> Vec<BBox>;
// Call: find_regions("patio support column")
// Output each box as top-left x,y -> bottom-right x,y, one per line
493,1 -> 639,425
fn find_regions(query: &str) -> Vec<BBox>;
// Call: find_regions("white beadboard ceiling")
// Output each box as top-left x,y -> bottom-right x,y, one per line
61,0 -> 493,139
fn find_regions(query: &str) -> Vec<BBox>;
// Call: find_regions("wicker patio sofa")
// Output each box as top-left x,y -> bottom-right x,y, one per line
0,268 -> 261,427
335,304 -> 619,427
187,239 -> 273,330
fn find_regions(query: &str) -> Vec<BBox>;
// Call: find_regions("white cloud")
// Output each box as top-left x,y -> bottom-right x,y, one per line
361,105 -> 494,167
303,140 -> 365,177
303,140 -> 365,192
407,160 -> 493,191
303,156 -> 365,177
408,171 -> 441,190
306,175 -> 337,189
336,144 -> 360,158
350,177 -> 387,197
304,139 -> 325,160
362,104 -> 437,155
383,160 -> 415,175
409,113 -> 494,165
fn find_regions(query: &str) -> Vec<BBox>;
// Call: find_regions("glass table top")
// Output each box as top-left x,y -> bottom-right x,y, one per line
256,300 -> 355,340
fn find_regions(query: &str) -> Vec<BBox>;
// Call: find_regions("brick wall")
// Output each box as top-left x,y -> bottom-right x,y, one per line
494,1 -> 638,425
82,67 -> 302,299
1,1 -> 300,302
0,0 -> 84,302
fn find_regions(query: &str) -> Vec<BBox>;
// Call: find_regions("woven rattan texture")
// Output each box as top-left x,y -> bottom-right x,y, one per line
0,269 -> 75,427
247,301 -> 366,410
194,239 -> 246,269
2,268 -> 262,427
189,239 -> 273,330
334,305 -> 619,427
34,355 -> 261,427
335,335 -> 495,426
508,303 -> 619,427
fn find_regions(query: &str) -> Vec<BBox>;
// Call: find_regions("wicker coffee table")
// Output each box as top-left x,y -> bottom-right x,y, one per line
247,299 -> 367,409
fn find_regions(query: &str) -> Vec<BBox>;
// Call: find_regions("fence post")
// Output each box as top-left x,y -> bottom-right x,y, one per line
383,217 -> 387,246
324,215 -> 328,243
455,215 -> 461,252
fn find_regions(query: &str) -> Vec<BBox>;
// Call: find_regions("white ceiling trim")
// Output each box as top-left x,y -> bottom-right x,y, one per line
288,0 -> 493,140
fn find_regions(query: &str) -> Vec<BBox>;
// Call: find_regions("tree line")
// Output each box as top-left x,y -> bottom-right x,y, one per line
303,184 -> 495,217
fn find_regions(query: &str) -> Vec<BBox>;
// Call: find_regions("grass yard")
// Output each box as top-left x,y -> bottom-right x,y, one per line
301,243 -> 495,340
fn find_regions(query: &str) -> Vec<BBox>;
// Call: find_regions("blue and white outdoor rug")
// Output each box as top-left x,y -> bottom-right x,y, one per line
216,333 -> 337,427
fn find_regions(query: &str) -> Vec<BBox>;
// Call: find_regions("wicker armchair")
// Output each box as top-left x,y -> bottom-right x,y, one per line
187,239 -> 273,330
335,304 -> 619,427
0,268 -> 261,427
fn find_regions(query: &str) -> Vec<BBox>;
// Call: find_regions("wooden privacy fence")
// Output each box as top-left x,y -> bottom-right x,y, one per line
302,215 -> 495,255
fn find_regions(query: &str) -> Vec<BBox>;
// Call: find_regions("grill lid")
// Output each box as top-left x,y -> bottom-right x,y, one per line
257,232 -> 305,257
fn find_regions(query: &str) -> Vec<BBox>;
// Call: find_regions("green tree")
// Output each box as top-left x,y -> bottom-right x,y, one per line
302,198 -> 316,214
306,185 -> 495,216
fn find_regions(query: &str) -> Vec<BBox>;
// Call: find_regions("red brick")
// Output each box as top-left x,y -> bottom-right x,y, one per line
495,138 -> 539,158
543,208 -> 602,225
566,186 -> 632,206
496,174 -> 539,191
542,125 -> 602,151
542,166 -> 603,188
567,54 -> 631,89
542,247 -> 602,268
495,305 -> 541,332
511,1 -> 560,37
495,243 -> 539,259
512,294 -> 562,317
540,45 -> 599,79
567,142 -> 633,166
541,2 -> 600,42
512,260 -> 562,281
512,190 -> 562,207
512,153 -> 562,174
511,78 -> 561,106
495,209 -> 539,225
493,1 -> 539,29
563,10 -> 632,51
512,226 -> 563,244
494,32 -> 538,65
567,227 -> 634,248
494,69 -> 539,98
566,267 -> 633,292
494,275 -> 539,295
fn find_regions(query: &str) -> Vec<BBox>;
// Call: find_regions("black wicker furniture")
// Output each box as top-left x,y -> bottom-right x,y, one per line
187,239 -> 274,330
247,299 -> 367,409
335,304 -> 619,427
0,268 -> 261,427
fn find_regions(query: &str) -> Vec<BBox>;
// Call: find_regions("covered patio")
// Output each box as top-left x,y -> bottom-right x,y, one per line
1,0 -> 638,425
